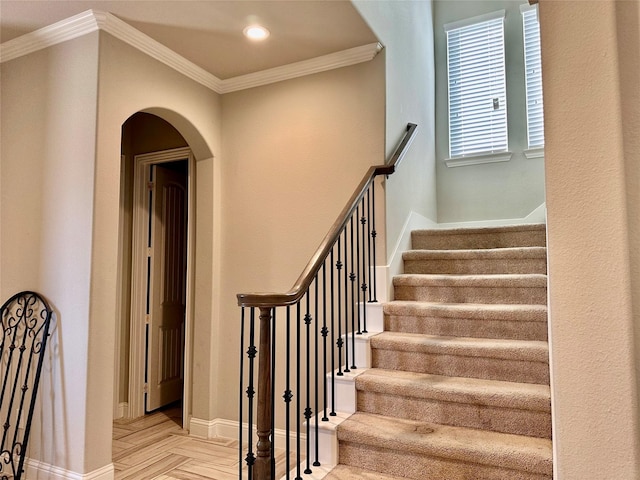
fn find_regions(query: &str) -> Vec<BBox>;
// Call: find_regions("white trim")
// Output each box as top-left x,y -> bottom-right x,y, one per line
128,147 -> 194,422
444,9 -> 505,32
445,151 -> 513,168
387,211 -> 438,300
436,202 -> 547,229
189,418 -> 307,453
113,154 -> 126,420
97,12 -> 223,92
520,3 -> 539,15
26,460 -> 114,480
0,10 -> 100,63
523,148 -> 545,159
115,402 -> 129,419
0,10 -> 381,94
219,43 -> 382,94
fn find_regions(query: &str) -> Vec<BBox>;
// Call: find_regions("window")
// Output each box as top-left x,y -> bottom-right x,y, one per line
521,4 -> 544,151
445,10 -> 508,160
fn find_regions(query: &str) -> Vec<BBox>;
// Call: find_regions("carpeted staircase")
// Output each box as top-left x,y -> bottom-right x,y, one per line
328,224 -> 552,480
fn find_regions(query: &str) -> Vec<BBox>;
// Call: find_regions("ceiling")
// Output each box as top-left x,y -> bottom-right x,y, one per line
0,0 -> 378,79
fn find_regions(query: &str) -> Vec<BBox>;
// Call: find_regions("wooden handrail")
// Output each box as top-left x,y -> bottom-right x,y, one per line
237,122 -> 417,308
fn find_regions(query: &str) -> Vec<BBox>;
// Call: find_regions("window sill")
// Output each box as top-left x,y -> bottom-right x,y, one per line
523,147 -> 544,159
445,152 -> 513,168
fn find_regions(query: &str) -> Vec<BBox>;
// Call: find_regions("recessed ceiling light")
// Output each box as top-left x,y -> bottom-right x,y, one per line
243,25 -> 270,41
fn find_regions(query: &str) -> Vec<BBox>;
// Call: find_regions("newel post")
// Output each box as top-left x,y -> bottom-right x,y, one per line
255,307 -> 274,480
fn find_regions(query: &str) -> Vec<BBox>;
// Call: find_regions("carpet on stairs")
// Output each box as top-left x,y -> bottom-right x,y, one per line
331,223 -> 552,480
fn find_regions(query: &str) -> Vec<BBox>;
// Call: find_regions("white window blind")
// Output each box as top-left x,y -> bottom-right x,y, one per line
521,4 -> 544,149
446,11 -> 508,159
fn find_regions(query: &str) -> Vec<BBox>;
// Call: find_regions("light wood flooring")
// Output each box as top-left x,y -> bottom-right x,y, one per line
113,405 -> 288,480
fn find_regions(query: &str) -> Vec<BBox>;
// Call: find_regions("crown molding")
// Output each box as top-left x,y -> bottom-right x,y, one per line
0,10 -> 381,94
0,9 -> 100,63
218,42 -> 383,94
97,11 -> 224,92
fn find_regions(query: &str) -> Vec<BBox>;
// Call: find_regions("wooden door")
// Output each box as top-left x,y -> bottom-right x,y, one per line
146,164 -> 187,412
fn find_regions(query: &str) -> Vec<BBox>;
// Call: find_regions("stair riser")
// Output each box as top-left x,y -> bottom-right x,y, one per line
412,231 -> 546,250
394,285 -> 547,305
385,314 -> 548,341
357,391 -> 551,439
372,350 -> 549,384
403,258 -> 547,275
338,442 -> 552,480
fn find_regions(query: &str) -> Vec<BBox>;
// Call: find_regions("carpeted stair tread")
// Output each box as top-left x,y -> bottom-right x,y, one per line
384,301 -> 547,322
371,332 -> 548,362
384,301 -> 548,340
337,412 -> 552,477
394,273 -> 548,288
371,332 -> 549,384
356,369 -> 551,438
403,247 -> 547,274
412,224 -> 547,250
393,274 -> 547,305
325,465 -> 406,480
356,368 -> 550,411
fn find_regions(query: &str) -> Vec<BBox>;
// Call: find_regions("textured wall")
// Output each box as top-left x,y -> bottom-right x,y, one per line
542,1 -> 640,478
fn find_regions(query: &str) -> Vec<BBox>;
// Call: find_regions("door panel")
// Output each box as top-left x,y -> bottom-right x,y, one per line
146,164 -> 187,412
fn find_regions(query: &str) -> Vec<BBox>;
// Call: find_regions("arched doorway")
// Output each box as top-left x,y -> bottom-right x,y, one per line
114,112 -> 196,427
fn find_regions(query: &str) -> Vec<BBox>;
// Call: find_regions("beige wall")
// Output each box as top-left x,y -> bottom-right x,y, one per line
93,31 -> 222,473
0,33 -> 100,474
353,0 -> 438,260
541,1 -> 640,478
434,0 -> 546,223
219,56 -> 385,422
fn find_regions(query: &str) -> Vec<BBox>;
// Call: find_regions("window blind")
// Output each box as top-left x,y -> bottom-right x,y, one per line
446,11 -> 507,159
522,5 -> 544,149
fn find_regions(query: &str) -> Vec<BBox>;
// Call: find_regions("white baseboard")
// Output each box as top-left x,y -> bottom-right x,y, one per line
116,402 -> 129,419
387,211 -> 438,299
26,460 -> 114,480
383,205 -> 547,301
436,203 -> 547,229
189,417 -> 307,453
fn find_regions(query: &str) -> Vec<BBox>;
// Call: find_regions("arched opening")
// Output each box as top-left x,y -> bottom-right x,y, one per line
114,112 -> 194,427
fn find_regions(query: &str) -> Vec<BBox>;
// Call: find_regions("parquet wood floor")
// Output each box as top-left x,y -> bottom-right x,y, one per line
113,405 -> 242,480
113,405 -> 288,480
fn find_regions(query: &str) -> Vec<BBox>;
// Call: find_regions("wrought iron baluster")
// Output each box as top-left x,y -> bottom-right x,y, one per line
284,306 -> 292,480
246,308 -> 257,479
355,203 -> 362,335
371,180 -> 378,303
336,236 -> 343,377
304,293 -> 312,475
360,196 -> 369,333
313,279 -> 320,467
349,216 -> 356,370
321,262 -> 329,422
239,308 -> 246,480
296,303 -> 302,480
366,187 -> 373,303
343,225 -> 351,373
329,249 -> 337,415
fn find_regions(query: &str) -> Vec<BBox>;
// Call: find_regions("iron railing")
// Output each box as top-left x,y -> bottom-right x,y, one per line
237,123 -> 417,480
0,291 -> 53,480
